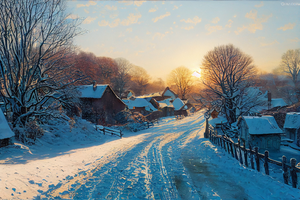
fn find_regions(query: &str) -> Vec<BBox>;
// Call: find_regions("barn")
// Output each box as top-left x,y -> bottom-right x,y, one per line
77,83 -> 126,125
237,116 -> 283,150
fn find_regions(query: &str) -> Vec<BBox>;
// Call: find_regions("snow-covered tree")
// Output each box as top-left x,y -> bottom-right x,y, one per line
201,44 -> 258,123
0,0 -> 82,125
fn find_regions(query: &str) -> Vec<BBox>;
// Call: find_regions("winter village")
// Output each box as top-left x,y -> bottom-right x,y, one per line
0,0 -> 300,199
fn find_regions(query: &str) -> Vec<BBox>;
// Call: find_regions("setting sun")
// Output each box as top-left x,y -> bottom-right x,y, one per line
192,70 -> 201,78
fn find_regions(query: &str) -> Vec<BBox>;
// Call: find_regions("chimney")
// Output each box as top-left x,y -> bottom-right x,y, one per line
93,81 -> 97,91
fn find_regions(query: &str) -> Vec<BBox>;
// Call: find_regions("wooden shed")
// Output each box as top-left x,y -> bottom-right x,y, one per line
77,83 -> 126,125
0,109 -> 14,147
283,112 -> 300,146
237,116 -> 283,150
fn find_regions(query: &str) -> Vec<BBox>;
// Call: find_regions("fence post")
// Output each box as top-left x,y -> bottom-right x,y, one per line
282,156 -> 288,185
238,141 -> 243,165
264,150 -> 269,175
255,147 -> 260,172
243,141 -> 248,167
290,158 -> 298,188
249,145 -> 254,170
230,142 -> 234,158
234,144 -> 238,160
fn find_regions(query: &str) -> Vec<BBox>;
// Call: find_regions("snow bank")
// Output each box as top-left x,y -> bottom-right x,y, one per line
0,109 -> 14,140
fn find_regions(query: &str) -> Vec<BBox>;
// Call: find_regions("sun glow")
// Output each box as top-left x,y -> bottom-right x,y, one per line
192,70 -> 201,78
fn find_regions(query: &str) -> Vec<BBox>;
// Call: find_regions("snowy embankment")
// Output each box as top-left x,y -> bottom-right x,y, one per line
1,111 -> 300,199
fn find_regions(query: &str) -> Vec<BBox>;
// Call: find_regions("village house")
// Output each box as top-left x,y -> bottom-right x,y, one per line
283,112 -> 300,146
0,108 -> 14,147
123,98 -> 157,115
77,83 -> 126,125
237,116 -> 283,150
173,98 -> 188,116
158,99 -> 175,117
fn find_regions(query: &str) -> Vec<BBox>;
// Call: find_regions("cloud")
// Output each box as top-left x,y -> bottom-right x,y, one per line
180,16 -> 201,25
84,9 -> 89,14
66,14 -> 79,19
134,1 -> 146,7
153,32 -> 169,40
110,13 -> 118,19
278,23 -> 296,31
234,15 -> 237,18
105,5 -> 117,11
98,13 -> 141,27
126,28 -> 132,33
205,24 -> 222,35
289,37 -> 300,43
173,5 -> 178,10
211,17 -> 220,24
152,12 -> 171,23
135,50 -> 144,56
118,1 -> 146,7
149,6 -> 158,12
261,40 -> 279,47
182,26 -> 194,30
226,19 -> 233,28
83,16 -> 97,24
77,1 -> 96,8
98,20 -> 109,27
255,2 -> 264,8
235,10 -> 272,34
245,10 -> 257,20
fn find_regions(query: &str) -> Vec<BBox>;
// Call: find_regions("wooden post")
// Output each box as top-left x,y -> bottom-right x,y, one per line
204,118 -> 209,138
244,142 -> 248,167
255,147 -> 260,172
238,141 -> 243,165
290,158 -> 298,188
282,156 -> 288,184
249,145 -> 254,170
230,142 -> 234,157
264,151 -> 269,175
234,144 -> 238,160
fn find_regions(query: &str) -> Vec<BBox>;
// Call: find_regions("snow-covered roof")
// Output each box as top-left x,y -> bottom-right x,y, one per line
77,84 -> 108,98
123,98 -> 157,112
271,98 -> 287,107
138,92 -> 162,98
0,109 -> 15,139
239,116 -> 283,135
209,116 -> 227,127
157,99 -> 173,108
172,98 -> 185,111
284,112 -> 300,129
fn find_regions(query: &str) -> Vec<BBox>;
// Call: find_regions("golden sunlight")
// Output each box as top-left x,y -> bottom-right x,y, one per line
192,70 -> 201,78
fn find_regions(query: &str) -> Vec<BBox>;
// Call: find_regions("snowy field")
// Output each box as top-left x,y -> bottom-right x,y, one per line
1,110 -> 300,199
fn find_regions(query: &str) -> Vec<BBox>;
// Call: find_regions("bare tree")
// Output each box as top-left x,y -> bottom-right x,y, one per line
0,0 -> 82,125
129,65 -> 150,95
280,49 -> 300,87
112,58 -> 132,97
167,66 -> 193,100
201,44 -> 257,123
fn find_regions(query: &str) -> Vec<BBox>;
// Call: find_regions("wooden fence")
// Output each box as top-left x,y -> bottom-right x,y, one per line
209,132 -> 300,189
96,126 -> 123,138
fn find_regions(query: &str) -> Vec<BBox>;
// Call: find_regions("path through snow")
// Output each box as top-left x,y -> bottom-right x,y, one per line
1,111 -> 300,199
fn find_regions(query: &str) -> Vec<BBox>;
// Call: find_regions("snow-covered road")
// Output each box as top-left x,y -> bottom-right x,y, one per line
40,111 -> 299,200
1,110 -> 300,199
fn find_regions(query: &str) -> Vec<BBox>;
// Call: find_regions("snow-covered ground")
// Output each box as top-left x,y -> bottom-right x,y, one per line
1,111 -> 300,199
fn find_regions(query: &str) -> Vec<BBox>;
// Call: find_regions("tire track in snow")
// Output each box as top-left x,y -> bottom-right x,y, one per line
39,112 -> 207,199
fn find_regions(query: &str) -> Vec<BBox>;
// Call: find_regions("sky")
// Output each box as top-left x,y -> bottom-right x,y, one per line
66,1 -> 300,81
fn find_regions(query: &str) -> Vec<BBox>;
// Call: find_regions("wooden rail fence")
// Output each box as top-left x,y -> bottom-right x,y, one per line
96,126 -> 123,138
209,132 -> 300,189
